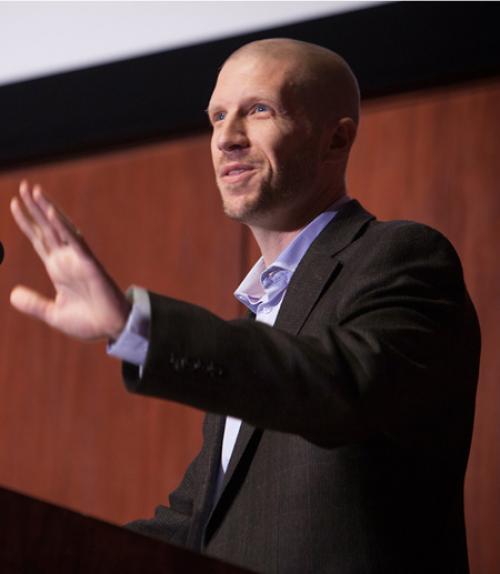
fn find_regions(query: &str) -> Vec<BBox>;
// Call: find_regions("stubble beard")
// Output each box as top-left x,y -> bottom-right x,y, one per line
220,179 -> 280,224
219,161 -> 314,227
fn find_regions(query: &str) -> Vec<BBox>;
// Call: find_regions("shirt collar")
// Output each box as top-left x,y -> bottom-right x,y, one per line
235,196 -> 351,313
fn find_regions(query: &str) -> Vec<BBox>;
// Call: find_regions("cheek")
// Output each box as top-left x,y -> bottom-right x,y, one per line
210,139 -> 221,175
271,136 -> 303,170
259,130 -> 291,162
210,135 -> 217,162
252,122 -> 290,159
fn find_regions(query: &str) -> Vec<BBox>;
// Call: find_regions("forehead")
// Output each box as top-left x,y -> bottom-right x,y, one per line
208,54 -> 300,109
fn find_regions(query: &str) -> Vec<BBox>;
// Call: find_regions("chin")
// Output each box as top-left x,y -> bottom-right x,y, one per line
218,178 -> 280,224
222,200 -> 256,222
219,188 -> 260,221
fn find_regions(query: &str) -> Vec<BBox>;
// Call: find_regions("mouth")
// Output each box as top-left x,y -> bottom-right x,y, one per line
221,163 -> 256,182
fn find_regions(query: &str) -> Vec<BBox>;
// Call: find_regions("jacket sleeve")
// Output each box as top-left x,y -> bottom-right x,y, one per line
123,222 -> 480,451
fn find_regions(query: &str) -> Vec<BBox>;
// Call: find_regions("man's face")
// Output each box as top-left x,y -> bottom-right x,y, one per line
207,54 -> 324,229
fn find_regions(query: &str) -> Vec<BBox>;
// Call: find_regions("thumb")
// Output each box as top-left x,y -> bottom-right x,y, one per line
10,286 -> 53,324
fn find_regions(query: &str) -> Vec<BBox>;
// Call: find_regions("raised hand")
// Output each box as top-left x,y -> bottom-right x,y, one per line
10,181 -> 131,341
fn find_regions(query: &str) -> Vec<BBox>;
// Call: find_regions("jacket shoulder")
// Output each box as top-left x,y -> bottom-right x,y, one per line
360,218 -> 462,266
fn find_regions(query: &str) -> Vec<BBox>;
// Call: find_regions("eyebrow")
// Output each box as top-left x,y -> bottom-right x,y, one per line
205,103 -> 221,118
205,96 -> 287,117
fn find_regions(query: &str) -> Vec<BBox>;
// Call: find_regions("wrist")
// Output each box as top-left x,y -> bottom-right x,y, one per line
108,296 -> 132,342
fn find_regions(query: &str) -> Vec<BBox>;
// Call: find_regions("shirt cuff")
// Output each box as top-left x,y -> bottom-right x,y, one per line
107,286 -> 151,366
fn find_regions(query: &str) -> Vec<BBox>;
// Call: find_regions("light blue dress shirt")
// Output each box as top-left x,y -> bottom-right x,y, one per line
109,196 -> 350,478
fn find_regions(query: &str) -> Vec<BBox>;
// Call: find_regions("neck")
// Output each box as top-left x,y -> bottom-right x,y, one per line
249,187 -> 347,266
250,227 -> 302,266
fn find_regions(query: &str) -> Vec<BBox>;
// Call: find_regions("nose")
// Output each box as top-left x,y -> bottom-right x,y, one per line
215,114 -> 249,153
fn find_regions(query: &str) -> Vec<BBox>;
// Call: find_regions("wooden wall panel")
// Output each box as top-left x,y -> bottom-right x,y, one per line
0,134 -> 244,524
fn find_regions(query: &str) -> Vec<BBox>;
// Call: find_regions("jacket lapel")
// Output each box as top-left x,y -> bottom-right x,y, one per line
203,420 -> 261,543
275,200 -> 374,334
203,200 -> 375,542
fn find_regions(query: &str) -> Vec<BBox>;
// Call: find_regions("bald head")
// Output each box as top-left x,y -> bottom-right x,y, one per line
224,38 -> 360,126
208,38 -> 360,236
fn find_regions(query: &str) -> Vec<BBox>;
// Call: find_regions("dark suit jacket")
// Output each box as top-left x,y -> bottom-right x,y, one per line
123,200 -> 480,574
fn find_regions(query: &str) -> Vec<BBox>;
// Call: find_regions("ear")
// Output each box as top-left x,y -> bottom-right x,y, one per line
323,117 -> 357,162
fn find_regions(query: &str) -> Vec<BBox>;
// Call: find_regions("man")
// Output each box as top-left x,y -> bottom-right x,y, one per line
10,39 -> 479,574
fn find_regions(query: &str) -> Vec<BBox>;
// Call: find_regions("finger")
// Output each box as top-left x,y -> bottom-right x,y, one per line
31,185 -> 69,241
46,202 -> 89,257
19,182 -> 61,251
10,285 -> 53,324
10,196 -> 49,260
32,185 -> 88,250
10,194 -> 37,243
26,181 -> 90,260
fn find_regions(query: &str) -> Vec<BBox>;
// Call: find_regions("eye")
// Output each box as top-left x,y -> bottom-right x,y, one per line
253,103 -> 269,114
212,111 -> 226,123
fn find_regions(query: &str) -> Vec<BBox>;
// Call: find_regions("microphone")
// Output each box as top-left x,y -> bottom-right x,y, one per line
0,241 -> 3,264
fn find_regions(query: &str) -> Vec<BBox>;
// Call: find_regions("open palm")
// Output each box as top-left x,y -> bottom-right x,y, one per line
10,182 -> 131,341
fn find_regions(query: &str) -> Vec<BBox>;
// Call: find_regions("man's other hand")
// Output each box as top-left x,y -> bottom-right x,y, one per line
10,180 -> 131,341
